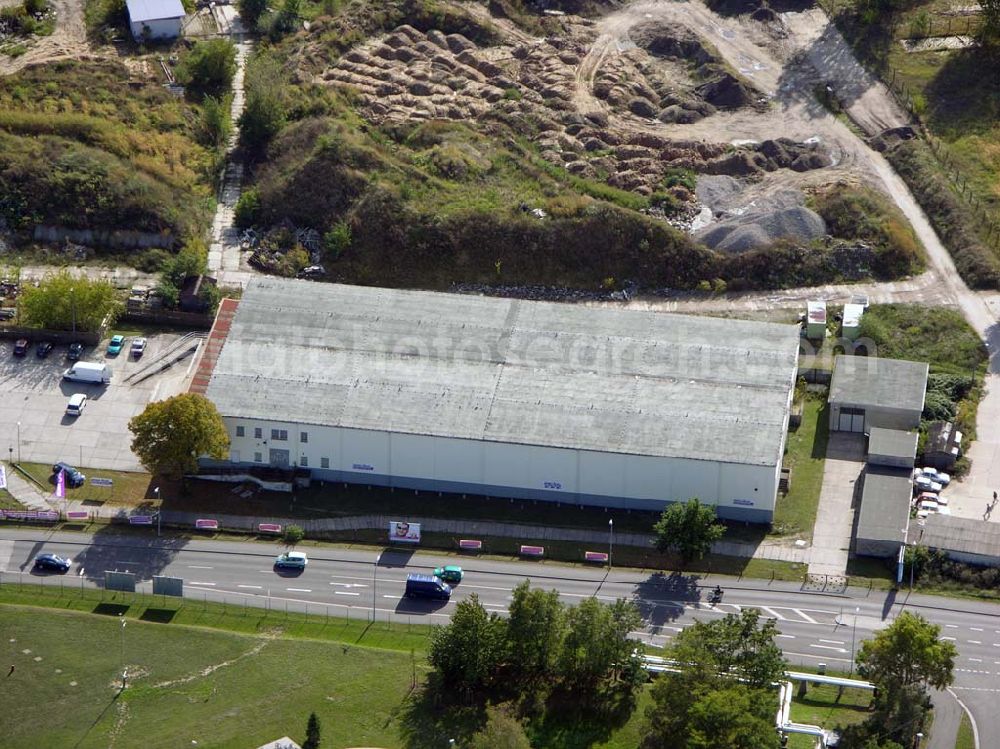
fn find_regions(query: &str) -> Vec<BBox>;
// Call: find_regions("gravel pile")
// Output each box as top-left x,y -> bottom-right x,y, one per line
695,205 -> 827,254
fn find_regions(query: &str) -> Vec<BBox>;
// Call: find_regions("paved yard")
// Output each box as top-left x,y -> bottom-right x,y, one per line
0,334 -> 192,472
808,432 -> 866,577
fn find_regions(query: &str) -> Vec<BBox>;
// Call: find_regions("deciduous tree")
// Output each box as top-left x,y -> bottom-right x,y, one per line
506,581 -> 566,690
643,609 -> 786,749
559,597 -> 644,694
177,39 -> 236,97
128,393 -> 230,478
466,705 -> 533,749
18,271 -> 121,332
856,611 -> 956,693
239,53 -> 287,154
653,498 -> 725,562
428,594 -> 507,697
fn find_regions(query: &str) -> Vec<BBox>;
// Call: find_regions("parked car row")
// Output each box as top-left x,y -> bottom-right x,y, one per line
9,339 -> 87,359
912,467 -> 952,519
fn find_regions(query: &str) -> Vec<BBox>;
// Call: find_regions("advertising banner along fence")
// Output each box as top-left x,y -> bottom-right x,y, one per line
389,521 -> 420,543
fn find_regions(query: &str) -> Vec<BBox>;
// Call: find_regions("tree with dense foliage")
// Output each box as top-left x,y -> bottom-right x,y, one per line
979,0 -> 1000,49
157,240 -> 212,309
239,53 -> 287,153
506,581 -> 566,689
128,393 -> 230,478
856,612 -> 956,693
18,271 -> 121,332
199,95 -> 232,148
643,609 -> 786,749
302,711 -> 321,749
237,0 -> 268,28
283,524 -> 304,545
177,40 -> 236,97
467,705 -> 533,749
653,498 -> 725,562
428,594 -> 508,698
559,597 -> 644,694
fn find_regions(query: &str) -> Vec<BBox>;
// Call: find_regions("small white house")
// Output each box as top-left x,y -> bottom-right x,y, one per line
126,0 -> 185,41
842,303 -> 865,341
805,300 -> 827,340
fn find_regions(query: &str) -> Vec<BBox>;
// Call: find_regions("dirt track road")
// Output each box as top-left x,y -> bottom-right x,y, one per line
0,0 -> 87,75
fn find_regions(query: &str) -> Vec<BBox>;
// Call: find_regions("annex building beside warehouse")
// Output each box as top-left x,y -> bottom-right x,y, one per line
200,278 -> 801,522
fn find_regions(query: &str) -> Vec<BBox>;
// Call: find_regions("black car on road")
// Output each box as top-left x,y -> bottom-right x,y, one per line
67,342 -> 84,361
36,341 -> 53,358
33,554 -> 71,573
13,338 -> 28,356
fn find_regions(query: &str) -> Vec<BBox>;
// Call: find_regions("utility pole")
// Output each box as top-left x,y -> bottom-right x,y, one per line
119,617 -> 127,690
849,606 -> 860,676
608,518 -> 614,570
372,552 -> 381,622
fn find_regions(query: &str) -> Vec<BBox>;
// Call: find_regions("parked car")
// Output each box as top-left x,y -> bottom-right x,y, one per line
914,475 -> 943,493
915,491 -> 941,505
0,308 -> 14,320
66,393 -> 87,417
918,499 -> 940,513
274,551 -> 308,569
13,338 -> 28,356
36,341 -> 53,358
919,467 -> 951,486
432,565 -> 464,584
130,337 -> 147,359
107,335 -> 126,356
51,462 -> 85,488
33,553 -> 71,573
66,342 -> 84,361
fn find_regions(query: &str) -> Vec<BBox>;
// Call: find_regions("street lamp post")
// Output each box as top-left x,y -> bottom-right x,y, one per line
608,518 -> 614,570
120,617 -> 127,690
15,421 -> 20,464
153,487 -> 161,536
372,552 -> 381,622
849,606 -> 860,676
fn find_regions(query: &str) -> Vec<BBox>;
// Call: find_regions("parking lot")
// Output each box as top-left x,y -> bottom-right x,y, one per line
0,333 -> 192,472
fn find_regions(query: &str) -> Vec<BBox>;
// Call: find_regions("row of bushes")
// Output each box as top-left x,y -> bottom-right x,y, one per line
908,545 -> 1000,593
885,138 -> 1000,289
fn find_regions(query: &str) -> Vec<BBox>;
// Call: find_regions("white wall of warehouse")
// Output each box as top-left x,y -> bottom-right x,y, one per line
223,417 -> 779,518
129,16 -> 182,40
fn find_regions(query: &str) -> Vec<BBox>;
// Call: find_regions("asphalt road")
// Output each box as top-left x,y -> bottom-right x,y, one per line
2,530 -> 998,741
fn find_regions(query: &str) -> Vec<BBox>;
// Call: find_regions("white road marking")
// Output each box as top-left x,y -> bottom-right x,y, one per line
382,594 -> 397,599
187,565 -> 213,569
329,582 -> 367,588
969,658 -> 983,663
189,581 -> 215,586
776,634 -> 796,639
819,639 -> 845,645
286,588 -> 311,593
810,644 -> 847,653
794,609 -> 817,624
946,624 -> 958,628
941,637 -> 957,641
971,627 -> 984,632
761,606 -> 786,621
238,584 -> 262,589
969,640 -> 982,645
334,591 -> 360,596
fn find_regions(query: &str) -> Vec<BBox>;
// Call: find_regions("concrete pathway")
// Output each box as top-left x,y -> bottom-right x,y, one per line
207,39 -> 256,290
926,689 -> 962,749
946,373 -> 1000,522
808,432 -> 865,576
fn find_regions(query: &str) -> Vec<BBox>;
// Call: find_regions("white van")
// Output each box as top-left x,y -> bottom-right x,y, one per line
62,362 -> 111,385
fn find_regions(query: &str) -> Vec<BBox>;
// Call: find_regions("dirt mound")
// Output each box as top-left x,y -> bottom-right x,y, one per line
631,21 -> 714,65
696,205 -> 827,254
695,71 -> 756,109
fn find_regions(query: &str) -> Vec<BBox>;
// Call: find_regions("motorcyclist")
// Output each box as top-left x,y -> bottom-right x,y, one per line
711,585 -> 723,600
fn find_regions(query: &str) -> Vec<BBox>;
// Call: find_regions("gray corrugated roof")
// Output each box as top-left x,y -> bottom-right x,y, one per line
868,427 -> 918,461
857,466 -> 912,543
914,514 -> 1000,559
126,0 -> 184,22
829,355 -> 928,412
206,278 -> 801,465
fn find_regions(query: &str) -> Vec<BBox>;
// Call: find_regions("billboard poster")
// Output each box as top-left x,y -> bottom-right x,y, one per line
389,521 -> 420,543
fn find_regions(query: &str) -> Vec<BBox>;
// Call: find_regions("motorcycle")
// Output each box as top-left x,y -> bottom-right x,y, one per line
708,587 -> 723,605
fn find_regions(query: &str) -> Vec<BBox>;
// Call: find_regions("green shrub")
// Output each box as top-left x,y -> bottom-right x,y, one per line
283,524 -> 305,544
177,40 -> 237,98
239,54 -> 287,154
199,95 -> 232,148
323,221 -> 351,258
234,187 -> 261,228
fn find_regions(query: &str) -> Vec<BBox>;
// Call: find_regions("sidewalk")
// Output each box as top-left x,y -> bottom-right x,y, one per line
808,433 -> 866,577
1,463 -> 810,564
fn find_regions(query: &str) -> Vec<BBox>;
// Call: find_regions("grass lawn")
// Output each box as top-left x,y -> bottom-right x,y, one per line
787,680 -> 873,749
19,462 -> 156,507
956,710 -> 975,749
0,487 -> 24,510
773,397 -> 829,540
0,589 -> 651,749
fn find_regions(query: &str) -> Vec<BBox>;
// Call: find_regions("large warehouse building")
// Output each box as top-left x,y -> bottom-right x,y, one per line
200,278 -> 801,522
